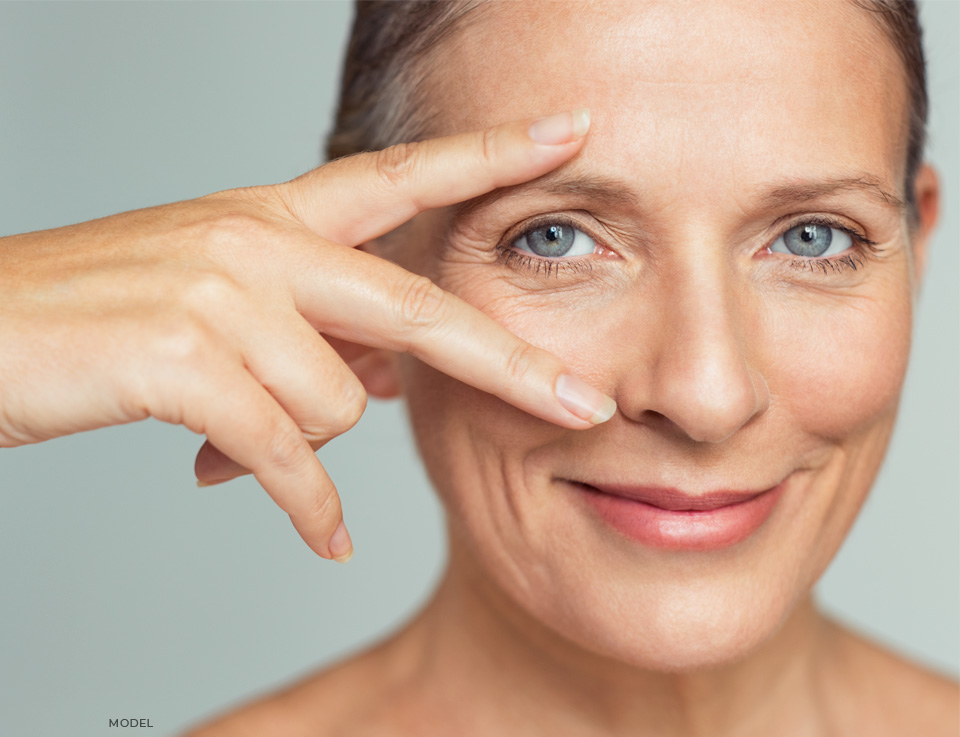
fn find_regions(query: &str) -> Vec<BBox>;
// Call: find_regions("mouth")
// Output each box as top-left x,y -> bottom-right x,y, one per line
579,483 -> 767,511
562,477 -> 790,551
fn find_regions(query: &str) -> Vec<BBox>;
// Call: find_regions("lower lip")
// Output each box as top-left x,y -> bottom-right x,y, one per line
571,479 -> 788,551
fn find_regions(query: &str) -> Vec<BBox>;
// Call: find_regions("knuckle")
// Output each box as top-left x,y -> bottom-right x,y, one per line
479,126 -> 497,168
331,377 -> 367,432
180,272 -> 242,312
397,275 -> 447,335
306,484 -> 338,526
503,341 -> 537,386
265,423 -> 310,477
301,379 -> 368,440
212,211 -> 273,241
193,210 -> 275,258
152,315 -> 214,366
373,142 -> 418,189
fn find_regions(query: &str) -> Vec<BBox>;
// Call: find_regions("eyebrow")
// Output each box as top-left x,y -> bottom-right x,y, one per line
759,174 -> 906,212
449,168 -> 906,223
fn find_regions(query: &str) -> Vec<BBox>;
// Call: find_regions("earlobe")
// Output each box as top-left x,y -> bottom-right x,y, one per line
350,349 -> 402,399
910,163 -> 940,292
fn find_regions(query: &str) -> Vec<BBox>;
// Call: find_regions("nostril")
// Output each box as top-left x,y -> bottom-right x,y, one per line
636,409 -> 692,439
639,409 -> 670,427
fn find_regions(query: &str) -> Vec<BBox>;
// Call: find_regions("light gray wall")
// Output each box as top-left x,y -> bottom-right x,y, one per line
0,2 -> 956,736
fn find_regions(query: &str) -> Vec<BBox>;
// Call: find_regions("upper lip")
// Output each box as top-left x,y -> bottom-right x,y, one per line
570,481 -> 775,511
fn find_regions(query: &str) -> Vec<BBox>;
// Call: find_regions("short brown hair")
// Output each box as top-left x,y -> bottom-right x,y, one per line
325,1 -> 486,161
326,0 -> 928,227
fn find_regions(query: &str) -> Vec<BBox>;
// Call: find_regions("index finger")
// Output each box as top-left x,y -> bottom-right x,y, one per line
281,108 -> 592,246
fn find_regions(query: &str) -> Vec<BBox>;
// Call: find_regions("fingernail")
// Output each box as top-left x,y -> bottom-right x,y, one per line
329,520 -> 354,563
555,373 -> 616,425
196,479 -> 229,488
528,108 -> 591,145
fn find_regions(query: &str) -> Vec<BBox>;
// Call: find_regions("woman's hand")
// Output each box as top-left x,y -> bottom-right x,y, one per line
0,110 -> 613,561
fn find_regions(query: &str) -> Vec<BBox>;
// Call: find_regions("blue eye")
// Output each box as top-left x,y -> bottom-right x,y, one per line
513,222 -> 597,258
770,222 -> 853,258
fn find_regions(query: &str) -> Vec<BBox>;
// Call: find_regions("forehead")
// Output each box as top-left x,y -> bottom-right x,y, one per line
424,0 -> 909,195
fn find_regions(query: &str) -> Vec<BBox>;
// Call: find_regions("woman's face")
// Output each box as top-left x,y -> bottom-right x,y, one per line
378,0 -> 928,669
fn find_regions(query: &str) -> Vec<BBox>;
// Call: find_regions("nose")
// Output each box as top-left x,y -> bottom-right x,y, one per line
616,255 -> 769,444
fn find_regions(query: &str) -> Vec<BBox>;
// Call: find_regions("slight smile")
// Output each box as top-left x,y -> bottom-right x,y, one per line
563,476 -> 792,551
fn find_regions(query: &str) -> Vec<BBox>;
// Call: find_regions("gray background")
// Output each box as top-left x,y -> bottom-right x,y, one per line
0,2 -> 956,736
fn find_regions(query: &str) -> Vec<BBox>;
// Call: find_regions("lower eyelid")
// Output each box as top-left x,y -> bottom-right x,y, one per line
786,252 -> 867,275
496,248 -> 599,276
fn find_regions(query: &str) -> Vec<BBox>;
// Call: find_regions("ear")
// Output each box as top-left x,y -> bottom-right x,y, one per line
350,349 -> 402,399
909,163 -> 940,293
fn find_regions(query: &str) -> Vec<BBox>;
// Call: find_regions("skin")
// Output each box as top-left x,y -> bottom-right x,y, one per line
2,0 -> 953,734
185,0 -> 956,735
0,117 -> 607,561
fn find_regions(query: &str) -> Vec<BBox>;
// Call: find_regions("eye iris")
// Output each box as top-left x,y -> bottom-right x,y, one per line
784,223 -> 832,257
526,224 -> 574,257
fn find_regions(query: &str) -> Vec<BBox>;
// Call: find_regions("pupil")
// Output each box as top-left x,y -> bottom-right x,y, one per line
523,222 -> 576,257
783,222 -> 832,257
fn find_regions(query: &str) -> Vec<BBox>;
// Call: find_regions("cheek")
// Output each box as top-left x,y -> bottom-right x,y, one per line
440,267 -> 617,375
395,272 -> 598,515
755,276 -> 915,590
396,334 -> 566,500
763,284 -> 913,440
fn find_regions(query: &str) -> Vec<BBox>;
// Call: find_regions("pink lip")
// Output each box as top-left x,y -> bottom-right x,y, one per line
567,478 -> 789,551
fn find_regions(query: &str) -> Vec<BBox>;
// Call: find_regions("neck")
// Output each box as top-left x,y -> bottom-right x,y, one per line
398,541 -> 838,737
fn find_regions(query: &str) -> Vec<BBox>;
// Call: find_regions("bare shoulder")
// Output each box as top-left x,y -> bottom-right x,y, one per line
177,657 -> 367,737
822,616 -> 959,736
178,633 -> 422,737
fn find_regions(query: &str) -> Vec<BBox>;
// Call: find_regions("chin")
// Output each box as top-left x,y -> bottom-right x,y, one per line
568,590 -> 795,673
487,544 -> 808,674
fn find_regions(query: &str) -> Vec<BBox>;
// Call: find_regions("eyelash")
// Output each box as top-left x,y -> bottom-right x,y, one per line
778,215 -> 883,274
494,214 -> 885,277
494,215 -> 599,278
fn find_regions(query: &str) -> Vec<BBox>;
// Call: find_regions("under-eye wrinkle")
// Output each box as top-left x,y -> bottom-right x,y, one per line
492,211 -> 886,280
497,248 -> 596,278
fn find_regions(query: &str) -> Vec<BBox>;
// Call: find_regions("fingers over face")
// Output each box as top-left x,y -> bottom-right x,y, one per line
281,109 -> 590,246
